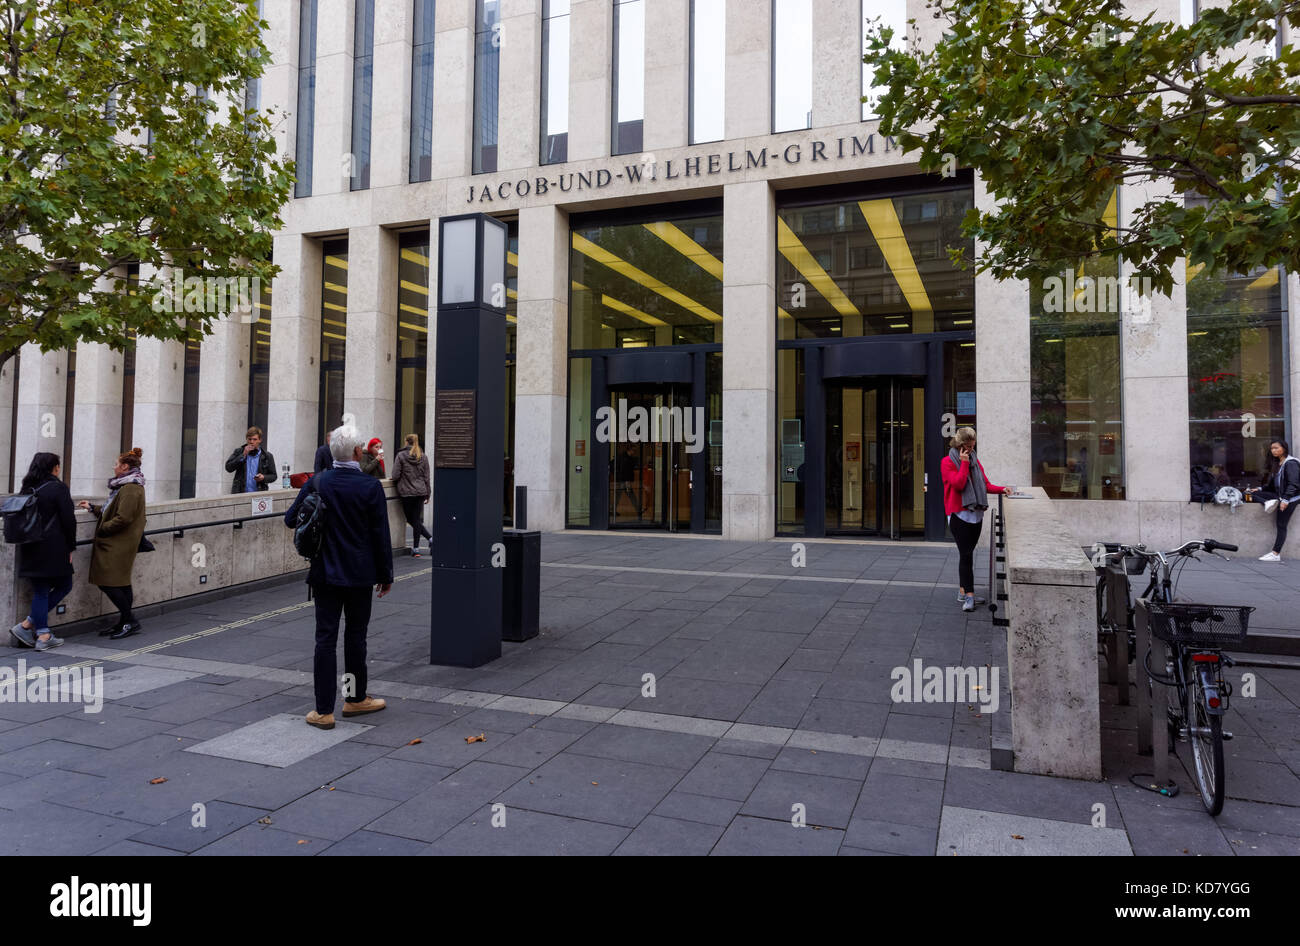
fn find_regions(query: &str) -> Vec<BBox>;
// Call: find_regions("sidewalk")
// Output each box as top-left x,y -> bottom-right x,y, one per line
0,533 -> 1296,855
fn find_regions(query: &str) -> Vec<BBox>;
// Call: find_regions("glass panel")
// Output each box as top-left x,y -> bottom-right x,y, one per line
899,384 -> 925,534
319,239 -> 349,442
249,270 -> 273,434
777,186 -> 975,338
772,0 -> 812,132
396,231 -> 430,451
776,347 -> 805,532
567,357 -> 592,526
690,0 -> 725,144
611,0 -> 645,155
440,218 -> 477,304
350,0 -> 375,191
409,0 -> 436,182
295,0 -> 318,197
862,0 -> 906,121
570,211 -> 724,350
482,219 -> 507,306
179,321 -> 202,498
540,0 -> 570,165
473,0 -> 500,174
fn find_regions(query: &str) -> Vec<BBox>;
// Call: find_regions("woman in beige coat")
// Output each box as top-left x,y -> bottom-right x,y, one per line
77,447 -> 147,640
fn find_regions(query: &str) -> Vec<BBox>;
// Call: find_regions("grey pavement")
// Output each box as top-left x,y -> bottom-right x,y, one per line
1,532 -> 1298,856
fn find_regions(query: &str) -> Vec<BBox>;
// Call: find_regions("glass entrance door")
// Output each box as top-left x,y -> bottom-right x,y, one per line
826,379 -> 925,537
608,387 -> 691,531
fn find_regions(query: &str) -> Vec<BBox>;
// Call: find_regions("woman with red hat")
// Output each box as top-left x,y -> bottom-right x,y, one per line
360,438 -> 386,479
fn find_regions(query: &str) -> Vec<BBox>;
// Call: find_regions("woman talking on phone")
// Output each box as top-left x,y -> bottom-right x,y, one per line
941,427 -> 1010,612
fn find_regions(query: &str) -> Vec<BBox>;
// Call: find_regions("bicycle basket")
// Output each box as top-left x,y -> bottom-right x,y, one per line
1146,601 -> 1254,646
1123,553 -> 1149,575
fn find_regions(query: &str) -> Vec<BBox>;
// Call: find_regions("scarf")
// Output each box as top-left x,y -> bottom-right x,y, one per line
949,447 -> 988,512
104,469 -> 146,511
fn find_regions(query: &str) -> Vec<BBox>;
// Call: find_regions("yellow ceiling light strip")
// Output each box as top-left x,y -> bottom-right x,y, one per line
601,293 -> 669,327
399,279 -> 428,296
571,232 -> 721,322
508,251 -> 519,268
324,256 -> 349,270
323,302 -> 346,313
857,200 -> 933,316
643,222 -> 724,281
324,280 -> 348,295
1248,267 -> 1279,291
399,302 -> 428,318
400,248 -> 429,267
776,218 -> 859,317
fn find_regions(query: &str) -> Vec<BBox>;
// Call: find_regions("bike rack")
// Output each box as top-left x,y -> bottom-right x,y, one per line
1102,561 -> 1131,705
1134,598 -> 1176,795
989,492 -> 1009,627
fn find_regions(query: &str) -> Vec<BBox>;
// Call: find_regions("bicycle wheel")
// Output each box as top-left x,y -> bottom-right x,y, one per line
1185,657 -> 1225,816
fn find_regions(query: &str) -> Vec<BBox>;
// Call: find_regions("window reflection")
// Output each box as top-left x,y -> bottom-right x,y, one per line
473,0 -> 500,174
772,0 -> 811,132
612,0 -> 645,155
319,239 -> 349,442
409,0 -> 436,182
862,0 -> 906,121
690,0 -> 725,143
541,0 -> 570,165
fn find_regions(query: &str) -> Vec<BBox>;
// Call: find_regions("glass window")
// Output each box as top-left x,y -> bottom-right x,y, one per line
396,231 -> 430,451
690,0 -> 724,144
350,0 -> 375,191
612,0 -> 645,156
410,0 -> 437,182
62,348 -> 75,486
1186,196 -> 1286,487
1029,191 -> 1125,499
179,321 -> 202,498
295,0 -> 318,197
566,357 -> 592,526
862,0 -> 906,121
772,0 -> 811,132
776,187 -> 974,340
319,239 -> 349,442
776,347 -> 806,532
473,0 -> 500,174
540,0 -> 570,165
505,222 -> 518,524
248,266 -> 273,433
570,210 -> 724,350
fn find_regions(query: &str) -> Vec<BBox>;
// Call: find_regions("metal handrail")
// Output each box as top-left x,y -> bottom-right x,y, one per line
72,493 -> 402,546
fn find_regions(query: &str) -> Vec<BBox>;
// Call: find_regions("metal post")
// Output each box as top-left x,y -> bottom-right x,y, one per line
1106,562 -> 1129,704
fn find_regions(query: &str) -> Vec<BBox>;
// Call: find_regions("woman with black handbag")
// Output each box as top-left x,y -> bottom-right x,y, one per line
8,453 -> 77,651
76,447 -> 148,640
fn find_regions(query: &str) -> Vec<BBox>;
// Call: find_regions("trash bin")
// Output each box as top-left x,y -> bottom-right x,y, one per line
501,528 -> 540,642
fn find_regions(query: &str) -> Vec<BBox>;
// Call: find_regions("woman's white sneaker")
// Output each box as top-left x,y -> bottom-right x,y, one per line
1263,499 -> 1279,513
1258,551 -> 1282,562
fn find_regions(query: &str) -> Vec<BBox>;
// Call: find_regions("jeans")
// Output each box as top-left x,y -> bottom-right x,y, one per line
1254,491 -> 1296,553
29,576 -> 74,631
99,585 -> 136,626
311,583 -> 373,715
400,496 -> 432,551
949,513 -> 984,593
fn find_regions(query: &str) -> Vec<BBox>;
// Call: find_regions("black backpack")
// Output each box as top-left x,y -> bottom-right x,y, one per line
1190,465 -> 1218,505
292,474 -> 329,560
2,483 -> 51,544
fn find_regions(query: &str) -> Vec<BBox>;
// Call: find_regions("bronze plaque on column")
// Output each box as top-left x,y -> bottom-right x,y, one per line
435,390 -> 476,468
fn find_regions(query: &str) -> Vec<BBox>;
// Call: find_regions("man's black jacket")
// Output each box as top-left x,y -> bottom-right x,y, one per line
225,445 -> 277,493
284,466 -> 393,588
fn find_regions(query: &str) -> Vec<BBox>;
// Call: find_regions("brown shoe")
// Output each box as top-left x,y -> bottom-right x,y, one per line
341,696 -> 386,717
306,711 -> 335,730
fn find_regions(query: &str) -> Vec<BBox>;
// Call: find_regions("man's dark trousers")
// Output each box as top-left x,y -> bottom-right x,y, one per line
312,583 -> 372,715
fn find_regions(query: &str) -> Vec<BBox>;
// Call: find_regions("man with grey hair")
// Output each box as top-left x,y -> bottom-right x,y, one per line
285,424 -> 394,730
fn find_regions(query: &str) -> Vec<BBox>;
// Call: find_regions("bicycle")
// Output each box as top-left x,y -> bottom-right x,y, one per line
1092,539 -> 1254,816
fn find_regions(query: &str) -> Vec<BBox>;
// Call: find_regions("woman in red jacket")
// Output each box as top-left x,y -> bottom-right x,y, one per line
941,427 -> 1011,612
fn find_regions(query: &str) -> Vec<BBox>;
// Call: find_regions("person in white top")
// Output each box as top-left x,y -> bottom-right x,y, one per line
1244,439 -> 1300,561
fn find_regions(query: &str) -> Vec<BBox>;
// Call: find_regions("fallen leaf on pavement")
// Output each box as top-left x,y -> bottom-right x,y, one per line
591,781 -> 598,786
406,738 -> 423,746
297,839 -> 309,845
149,777 -> 167,785
466,733 -> 486,744
1011,835 -> 1024,840
257,816 -> 272,825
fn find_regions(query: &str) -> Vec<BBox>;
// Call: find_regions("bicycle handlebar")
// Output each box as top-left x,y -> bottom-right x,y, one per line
1103,538 -> 1236,565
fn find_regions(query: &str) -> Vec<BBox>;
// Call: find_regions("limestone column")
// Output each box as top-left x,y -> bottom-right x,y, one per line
973,175 -> 1032,491
268,232 -> 323,475
432,0 -> 475,181
567,0 -> 613,161
369,0 -> 414,189
1121,177 -> 1189,548
312,0 -> 355,197
195,308 -> 253,498
642,0 -> 688,151
0,356 -> 14,492
344,224 -> 398,448
515,204 -> 570,532
812,0 -> 859,127
12,344 -> 66,489
69,342 -> 124,498
497,0 -> 541,171
722,180 -> 776,540
724,0 -> 770,140
129,263 -> 185,501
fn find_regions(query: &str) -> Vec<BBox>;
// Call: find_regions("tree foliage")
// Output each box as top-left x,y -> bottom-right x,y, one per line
0,0 -> 294,370
863,0 -> 1300,293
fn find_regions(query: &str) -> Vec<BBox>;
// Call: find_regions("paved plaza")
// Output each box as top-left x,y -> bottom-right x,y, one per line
1,533 -> 1297,856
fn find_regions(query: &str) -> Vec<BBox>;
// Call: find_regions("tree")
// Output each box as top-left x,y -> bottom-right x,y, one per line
0,0 -> 294,372
862,0 -> 1300,293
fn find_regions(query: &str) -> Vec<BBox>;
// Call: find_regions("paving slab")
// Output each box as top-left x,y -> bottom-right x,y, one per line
938,806 -> 1133,856
185,713 -> 372,768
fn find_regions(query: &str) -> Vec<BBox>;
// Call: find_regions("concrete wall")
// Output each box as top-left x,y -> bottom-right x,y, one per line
1,486 -> 411,632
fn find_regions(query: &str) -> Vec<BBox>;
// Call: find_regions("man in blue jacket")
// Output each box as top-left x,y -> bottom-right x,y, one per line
285,424 -> 394,730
